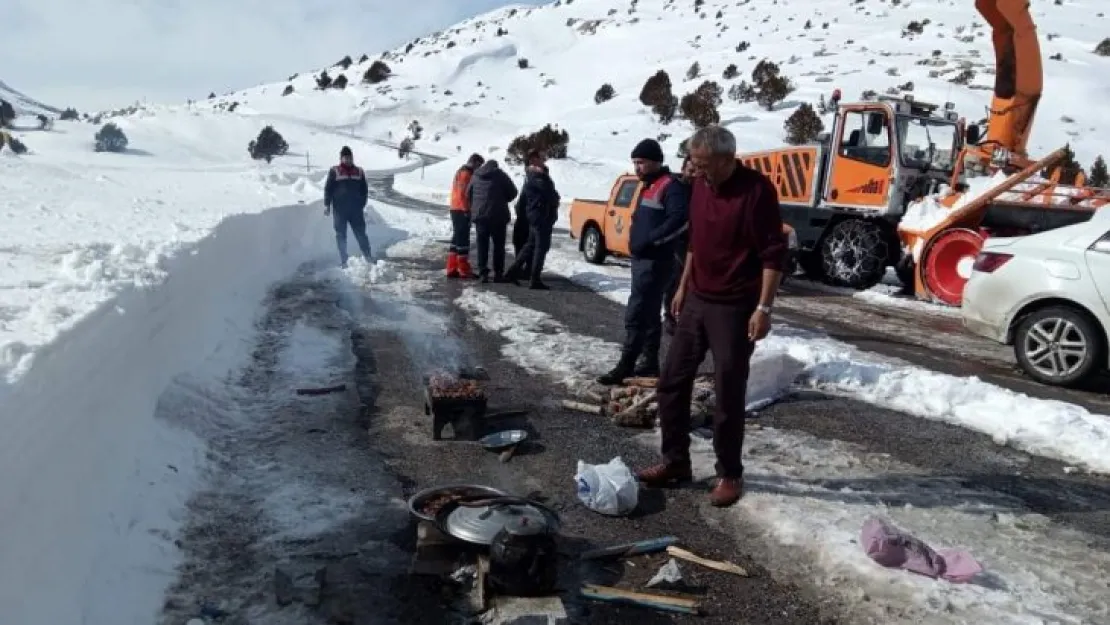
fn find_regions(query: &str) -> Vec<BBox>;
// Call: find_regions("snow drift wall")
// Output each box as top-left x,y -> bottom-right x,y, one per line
0,202 -> 332,625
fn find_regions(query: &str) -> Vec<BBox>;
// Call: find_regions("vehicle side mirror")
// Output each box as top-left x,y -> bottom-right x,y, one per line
966,124 -> 982,144
866,112 -> 885,135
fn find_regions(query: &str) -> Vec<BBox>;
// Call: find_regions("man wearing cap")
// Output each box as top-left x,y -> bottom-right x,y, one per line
323,145 -> 372,267
597,138 -> 689,384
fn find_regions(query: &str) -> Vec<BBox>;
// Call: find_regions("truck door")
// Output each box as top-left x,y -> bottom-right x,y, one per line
606,178 -> 640,257
824,108 -> 895,210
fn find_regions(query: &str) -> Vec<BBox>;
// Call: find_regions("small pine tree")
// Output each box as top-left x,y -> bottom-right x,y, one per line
751,60 -> 794,110
363,60 -> 392,84
358,53 -> 369,63
506,124 -> 570,164
248,125 -> 289,161
1088,155 -> 1109,187
722,64 -> 739,80
728,81 -> 756,103
518,58 -> 530,69
282,85 -> 295,96
680,81 -> 723,128
331,74 -> 348,89
594,83 -> 616,104
639,70 -> 678,123
686,62 -> 701,80
335,55 -> 353,70
94,123 -> 128,153
59,107 -> 80,121
1097,39 -> 1110,56
784,103 -> 824,144
316,71 -> 332,89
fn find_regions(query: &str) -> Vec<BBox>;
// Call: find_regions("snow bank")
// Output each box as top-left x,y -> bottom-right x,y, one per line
455,287 -> 802,408
655,427 -> 1110,624
0,202 -> 332,625
900,171 -> 1012,235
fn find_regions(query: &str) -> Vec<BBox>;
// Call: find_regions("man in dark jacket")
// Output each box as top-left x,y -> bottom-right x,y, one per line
636,125 -> 788,508
466,159 -> 519,282
598,139 -> 689,384
505,150 -> 560,290
323,145 -> 372,267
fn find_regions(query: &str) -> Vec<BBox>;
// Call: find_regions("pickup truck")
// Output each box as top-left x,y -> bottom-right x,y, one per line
568,173 -> 798,274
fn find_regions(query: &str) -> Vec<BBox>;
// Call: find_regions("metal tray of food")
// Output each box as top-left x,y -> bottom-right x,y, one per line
407,483 -> 509,522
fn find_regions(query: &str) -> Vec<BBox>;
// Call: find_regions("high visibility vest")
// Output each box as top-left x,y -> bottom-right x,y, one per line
449,168 -> 473,211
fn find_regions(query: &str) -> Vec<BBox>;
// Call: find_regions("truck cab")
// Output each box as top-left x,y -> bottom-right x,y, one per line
568,173 -> 798,273
739,92 -> 963,289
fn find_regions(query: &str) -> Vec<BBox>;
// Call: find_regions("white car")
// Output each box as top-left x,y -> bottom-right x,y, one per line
961,207 -> 1110,387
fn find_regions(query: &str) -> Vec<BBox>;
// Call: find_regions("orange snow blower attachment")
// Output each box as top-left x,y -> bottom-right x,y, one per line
892,0 -> 1110,306
898,149 -> 1110,305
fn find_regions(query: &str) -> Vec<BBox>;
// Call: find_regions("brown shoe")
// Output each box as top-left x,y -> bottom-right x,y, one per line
709,477 -> 744,507
636,463 -> 693,488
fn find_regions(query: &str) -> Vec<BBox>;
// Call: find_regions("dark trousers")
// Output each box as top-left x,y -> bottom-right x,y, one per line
475,220 -> 508,277
510,225 -> 551,282
333,206 -> 372,264
624,256 -> 674,362
450,211 -> 471,255
657,293 -> 755,478
662,241 -> 688,327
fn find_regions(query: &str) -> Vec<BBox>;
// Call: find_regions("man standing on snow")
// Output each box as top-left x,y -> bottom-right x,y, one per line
447,153 -> 484,279
597,139 -> 689,384
323,145 -> 372,267
636,125 -> 787,508
505,149 -> 560,290
466,159 -> 519,282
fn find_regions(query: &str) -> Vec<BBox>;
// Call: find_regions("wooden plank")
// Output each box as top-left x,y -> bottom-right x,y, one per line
561,399 -> 603,414
666,545 -> 750,577
580,584 -> 700,615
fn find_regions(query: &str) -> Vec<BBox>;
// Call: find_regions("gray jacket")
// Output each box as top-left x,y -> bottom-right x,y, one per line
466,160 -> 518,224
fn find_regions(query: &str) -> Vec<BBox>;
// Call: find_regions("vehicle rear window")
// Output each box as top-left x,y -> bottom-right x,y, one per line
613,180 -> 639,207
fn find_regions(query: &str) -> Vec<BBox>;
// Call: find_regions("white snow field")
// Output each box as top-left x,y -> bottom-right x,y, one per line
1,0 -> 1110,622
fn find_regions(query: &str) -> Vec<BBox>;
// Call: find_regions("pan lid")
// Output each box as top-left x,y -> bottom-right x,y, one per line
442,501 -> 552,545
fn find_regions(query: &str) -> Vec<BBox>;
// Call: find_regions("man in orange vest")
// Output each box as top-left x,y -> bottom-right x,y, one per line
447,153 -> 484,278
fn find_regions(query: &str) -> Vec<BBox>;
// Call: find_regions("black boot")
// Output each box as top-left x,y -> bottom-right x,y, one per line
633,353 -> 660,377
529,280 -> 550,290
597,352 -> 637,385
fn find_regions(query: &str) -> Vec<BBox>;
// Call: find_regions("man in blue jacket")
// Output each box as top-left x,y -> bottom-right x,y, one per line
323,145 -> 372,267
598,139 -> 689,384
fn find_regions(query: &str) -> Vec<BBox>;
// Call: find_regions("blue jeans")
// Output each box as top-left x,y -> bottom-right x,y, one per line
333,206 -> 371,264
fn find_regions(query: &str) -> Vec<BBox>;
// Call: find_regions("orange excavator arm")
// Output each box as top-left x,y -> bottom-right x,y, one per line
975,0 -> 1043,161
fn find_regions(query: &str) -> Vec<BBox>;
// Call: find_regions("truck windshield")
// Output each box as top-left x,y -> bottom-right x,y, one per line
896,115 -> 958,171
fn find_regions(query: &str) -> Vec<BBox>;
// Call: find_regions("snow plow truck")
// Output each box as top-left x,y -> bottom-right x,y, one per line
740,0 -> 1110,306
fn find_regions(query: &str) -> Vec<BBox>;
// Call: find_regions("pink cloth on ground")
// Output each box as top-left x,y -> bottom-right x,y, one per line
861,516 -> 983,583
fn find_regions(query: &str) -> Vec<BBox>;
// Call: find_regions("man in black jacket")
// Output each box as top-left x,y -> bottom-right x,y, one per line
598,139 -> 689,384
505,150 -> 560,290
467,159 -> 519,282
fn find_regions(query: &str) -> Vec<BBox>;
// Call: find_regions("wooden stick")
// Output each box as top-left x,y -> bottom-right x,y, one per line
622,377 -> 658,388
666,545 -> 750,577
579,536 -> 677,560
580,584 -> 700,615
561,399 -> 602,415
581,390 -> 605,403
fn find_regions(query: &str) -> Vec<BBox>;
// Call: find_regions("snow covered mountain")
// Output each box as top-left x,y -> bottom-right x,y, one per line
183,0 -> 1110,199
0,78 -> 60,117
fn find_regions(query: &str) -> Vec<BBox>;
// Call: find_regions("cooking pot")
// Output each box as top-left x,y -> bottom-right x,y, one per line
488,510 -> 559,596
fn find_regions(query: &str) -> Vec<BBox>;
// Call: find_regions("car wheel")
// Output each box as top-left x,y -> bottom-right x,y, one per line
582,225 -> 606,264
1013,306 -> 1105,387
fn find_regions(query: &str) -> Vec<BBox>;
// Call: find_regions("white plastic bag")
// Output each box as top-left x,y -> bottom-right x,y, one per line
575,456 -> 639,516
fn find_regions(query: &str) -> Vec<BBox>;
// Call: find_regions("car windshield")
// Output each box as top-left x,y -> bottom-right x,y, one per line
896,115 -> 958,171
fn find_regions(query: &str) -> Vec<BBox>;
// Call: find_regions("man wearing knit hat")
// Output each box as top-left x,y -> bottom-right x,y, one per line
597,138 -> 690,385
323,145 -> 372,267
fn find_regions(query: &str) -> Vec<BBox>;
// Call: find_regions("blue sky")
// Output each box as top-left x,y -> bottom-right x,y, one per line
0,0 -> 543,111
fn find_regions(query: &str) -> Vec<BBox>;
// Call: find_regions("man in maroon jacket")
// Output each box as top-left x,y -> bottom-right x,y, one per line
636,125 -> 788,507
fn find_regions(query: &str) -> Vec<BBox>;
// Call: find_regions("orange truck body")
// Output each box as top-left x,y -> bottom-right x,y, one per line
568,172 -> 797,271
